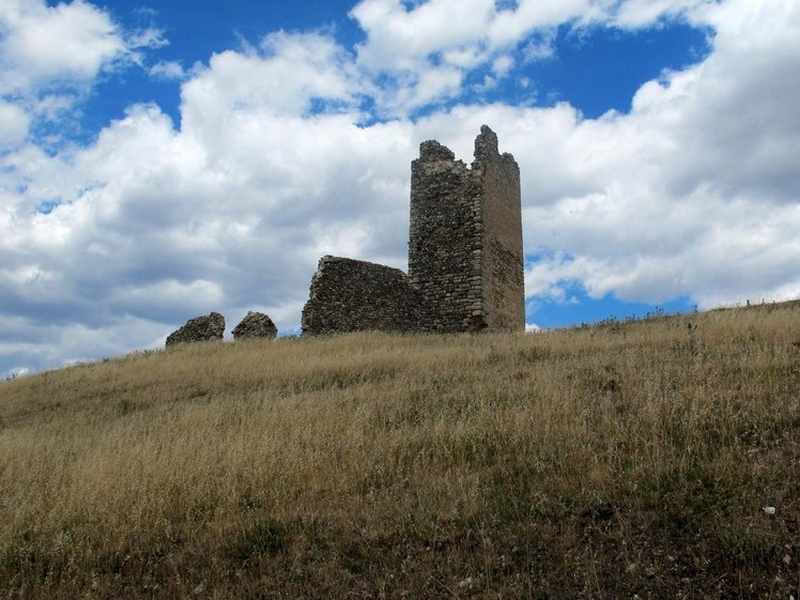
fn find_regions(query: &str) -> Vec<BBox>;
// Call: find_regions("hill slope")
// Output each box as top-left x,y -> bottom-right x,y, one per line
2,303 -> 799,598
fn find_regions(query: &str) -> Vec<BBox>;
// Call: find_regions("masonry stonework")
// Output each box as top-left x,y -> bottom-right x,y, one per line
232,311 -> 278,340
409,125 -> 524,332
301,256 -> 427,335
166,312 -> 225,347
301,126 -> 524,335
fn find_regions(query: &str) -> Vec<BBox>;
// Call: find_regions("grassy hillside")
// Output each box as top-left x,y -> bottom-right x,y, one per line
1,303 -> 799,598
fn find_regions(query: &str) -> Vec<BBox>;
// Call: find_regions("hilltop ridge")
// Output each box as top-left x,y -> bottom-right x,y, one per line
1,301 -> 799,598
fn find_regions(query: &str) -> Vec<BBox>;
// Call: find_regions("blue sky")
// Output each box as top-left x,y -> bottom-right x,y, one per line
2,0 -> 800,375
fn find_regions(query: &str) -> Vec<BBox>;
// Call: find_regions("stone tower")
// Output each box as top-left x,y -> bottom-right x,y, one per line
408,125 -> 524,332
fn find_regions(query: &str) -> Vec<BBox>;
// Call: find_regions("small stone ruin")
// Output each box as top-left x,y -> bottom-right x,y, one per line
165,310 -> 279,347
165,312 -> 225,347
231,311 -> 278,340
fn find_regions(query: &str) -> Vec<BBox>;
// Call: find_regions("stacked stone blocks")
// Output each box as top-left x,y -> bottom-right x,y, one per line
300,256 -> 426,335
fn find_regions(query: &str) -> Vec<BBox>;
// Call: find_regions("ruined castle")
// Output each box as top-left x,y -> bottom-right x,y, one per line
301,125 -> 524,335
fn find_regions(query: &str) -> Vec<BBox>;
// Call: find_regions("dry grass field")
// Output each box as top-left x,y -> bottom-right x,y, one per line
1,302 -> 799,598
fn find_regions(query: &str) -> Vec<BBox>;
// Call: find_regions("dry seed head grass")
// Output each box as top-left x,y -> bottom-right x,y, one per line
1,302 -> 799,597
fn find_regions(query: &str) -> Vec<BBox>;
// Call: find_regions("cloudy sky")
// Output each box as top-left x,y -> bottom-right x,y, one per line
2,0 -> 799,376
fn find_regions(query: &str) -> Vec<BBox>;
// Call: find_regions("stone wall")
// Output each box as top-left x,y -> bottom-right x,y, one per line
408,125 -> 523,332
301,256 -> 426,335
408,140 -> 482,332
473,126 -> 525,331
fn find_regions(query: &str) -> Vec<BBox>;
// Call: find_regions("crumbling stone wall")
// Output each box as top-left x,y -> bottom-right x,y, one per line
166,312 -> 225,347
232,311 -> 277,340
302,126 -> 524,335
408,139 -> 483,331
301,256 -> 426,335
472,126 -> 525,331
409,125 -> 524,332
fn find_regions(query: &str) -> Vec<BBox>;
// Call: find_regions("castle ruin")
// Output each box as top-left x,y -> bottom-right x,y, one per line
301,125 -> 524,335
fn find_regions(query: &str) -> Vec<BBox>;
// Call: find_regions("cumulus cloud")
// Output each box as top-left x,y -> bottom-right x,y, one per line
0,0 -> 167,147
2,0 -> 800,376
0,99 -> 29,148
349,0 -> 719,114
539,0 -> 800,308
0,0 -> 125,91
180,31 -> 361,126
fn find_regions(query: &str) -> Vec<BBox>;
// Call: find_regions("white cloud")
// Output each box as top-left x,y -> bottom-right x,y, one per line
180,30 -> 360,127
348,0 -> 722,114
0,0 -> 125,92
521,30 -> 557,62
492,55 -> 514,77
126,26 -> 169,52
149,60 -> 186,80
0,0 -> 168,143
0,99 -> 29,148
351,0 -> 496,71
488,0 -> 591,44
510,0 -> 800,309
611,0 -> 713,28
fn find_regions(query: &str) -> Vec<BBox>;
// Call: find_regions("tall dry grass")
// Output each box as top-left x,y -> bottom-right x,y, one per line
1,302 -> 799,598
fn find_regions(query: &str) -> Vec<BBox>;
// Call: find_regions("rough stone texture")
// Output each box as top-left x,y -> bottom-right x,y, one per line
232,311 -> 278,340
302,125 -> 524,335
165,312 -> 225,347
473,126 -> 525,331
301,256 -> 426,335
409,125 -> 524,332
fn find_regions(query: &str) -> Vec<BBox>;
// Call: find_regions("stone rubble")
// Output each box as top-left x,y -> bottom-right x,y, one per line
232,311 -> 278,340
165,312 -> 225,347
